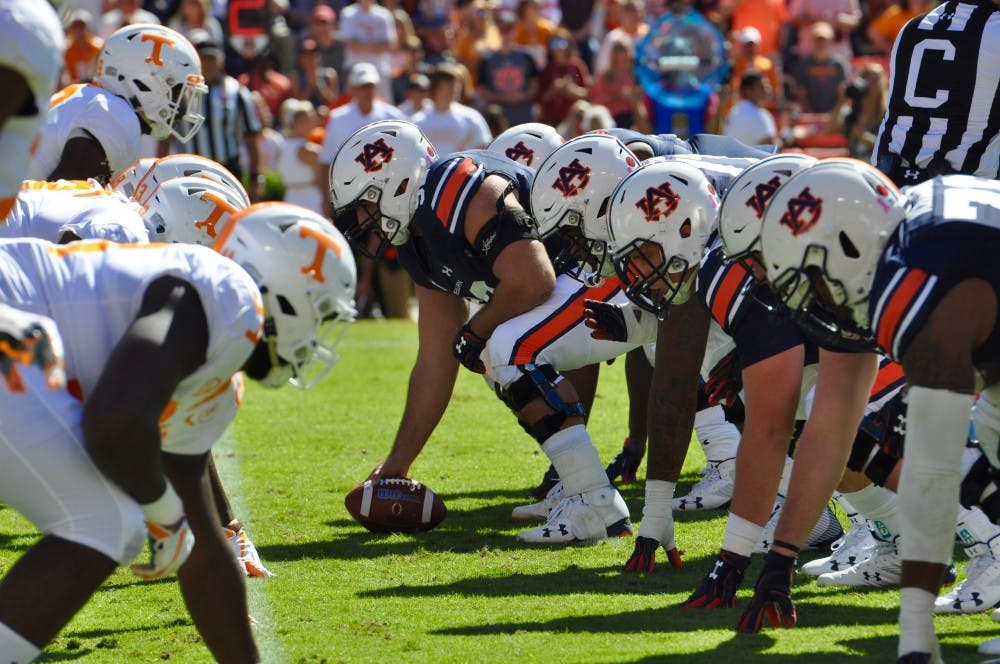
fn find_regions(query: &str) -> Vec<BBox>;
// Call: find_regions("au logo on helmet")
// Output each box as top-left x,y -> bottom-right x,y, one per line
355,138 -> 394,173
505,141 -> 535,166
779,187 -> 823,236
636,181 -> 680,222
745,176 -> 782,220
552,158 -> 591,197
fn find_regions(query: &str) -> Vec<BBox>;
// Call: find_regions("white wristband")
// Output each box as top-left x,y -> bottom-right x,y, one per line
140,482 -> 184,525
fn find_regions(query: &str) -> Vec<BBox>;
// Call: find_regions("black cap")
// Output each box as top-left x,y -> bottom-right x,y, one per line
189,28 -> 223,56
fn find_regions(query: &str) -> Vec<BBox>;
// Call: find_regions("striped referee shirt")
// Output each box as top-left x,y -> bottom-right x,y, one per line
185,76 -> 262,178
873,0 -> 1000,180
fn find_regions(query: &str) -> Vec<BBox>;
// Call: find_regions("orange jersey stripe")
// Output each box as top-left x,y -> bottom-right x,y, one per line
870,360 -> 904,398
434,158 -> 476,227
0,197 -> 14,220
511,279 -> 620,366
710,265 -> 746,328
876,269 -> 928,353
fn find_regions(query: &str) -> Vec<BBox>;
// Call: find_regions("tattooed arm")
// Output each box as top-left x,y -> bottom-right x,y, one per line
646,298 -> 712,483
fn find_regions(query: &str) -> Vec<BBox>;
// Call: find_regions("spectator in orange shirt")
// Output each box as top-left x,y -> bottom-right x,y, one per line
594,0 -> 649,74
515,0 -> 558,68
722,0 -> 789,59
240,50 -> 293,121
866,0 -> 931,54
63,10 -> 102,85
729,27 -> 780,112
454,0 -> 502,85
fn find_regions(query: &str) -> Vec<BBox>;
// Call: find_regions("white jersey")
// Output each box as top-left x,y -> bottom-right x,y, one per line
30,83 -> 144,181
0,239 -> 263,455
2,179 -> 150,244
0,0 -> 64,214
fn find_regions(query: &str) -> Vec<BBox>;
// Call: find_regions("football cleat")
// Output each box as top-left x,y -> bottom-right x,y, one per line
224,523 -> 273,578
605,437 -> 646,485
672,457 -> 734,511
817,541 -> 900,588
935,551 -> 1000,613
529,464 -> 561,500
736,551 -> 797,633
754,497 -> 844,554
800,514 -> 876,577
516,486 -> 632,545
512,481 -> 564,520
681,550 -> 750,609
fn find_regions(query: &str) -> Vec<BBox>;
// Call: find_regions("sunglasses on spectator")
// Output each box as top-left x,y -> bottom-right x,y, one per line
550,38 -> 569,49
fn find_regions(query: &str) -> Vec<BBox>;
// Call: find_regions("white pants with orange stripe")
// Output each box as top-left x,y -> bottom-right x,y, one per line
484,274 -> 637,390
0,365 -> 145,564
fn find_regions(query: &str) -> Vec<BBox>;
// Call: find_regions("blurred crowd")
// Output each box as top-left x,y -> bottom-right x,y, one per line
55,0 -> 937,316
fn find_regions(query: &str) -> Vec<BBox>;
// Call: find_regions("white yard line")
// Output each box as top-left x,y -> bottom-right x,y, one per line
213,430 -> 285,663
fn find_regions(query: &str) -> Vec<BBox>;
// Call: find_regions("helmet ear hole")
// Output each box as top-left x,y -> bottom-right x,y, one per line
679,219 -> 691,239
394,178 -> 409,197
134,79 -> 151,92
596,197 -> 610,219
838,231 -> 860,259
276,295 -> 297,316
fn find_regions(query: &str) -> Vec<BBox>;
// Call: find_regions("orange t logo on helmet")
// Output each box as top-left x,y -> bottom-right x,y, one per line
142,33 -> 176,66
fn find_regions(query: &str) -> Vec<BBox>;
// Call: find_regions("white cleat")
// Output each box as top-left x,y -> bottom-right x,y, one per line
671,458 -> 734,511
517,486 -> 633,545
935,552 -> 1000,613
816,541 -> 900,588
801,515 -> 875,577
224,523 -> 273,578
754,496 -> 844,555
512,481 -> 564,520
981,636 -> 1000,657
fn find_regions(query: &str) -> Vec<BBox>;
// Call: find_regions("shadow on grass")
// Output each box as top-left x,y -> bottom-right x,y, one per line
38,618 -> 190,662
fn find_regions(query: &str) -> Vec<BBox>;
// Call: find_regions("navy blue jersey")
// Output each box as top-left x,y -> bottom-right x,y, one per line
697,241 -> 814,369
869,175 -> 1000,364
604,128 -> 776,160
396,150 -> 535,303
602,128 -> 695,156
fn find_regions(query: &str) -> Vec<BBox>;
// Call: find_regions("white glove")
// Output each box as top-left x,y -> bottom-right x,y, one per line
224,523 -> 274,578
131,517 -> 195,580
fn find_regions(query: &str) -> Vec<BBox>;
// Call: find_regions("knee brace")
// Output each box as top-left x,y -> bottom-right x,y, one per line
499,364 -> 586,444
961,453 -> 1000,523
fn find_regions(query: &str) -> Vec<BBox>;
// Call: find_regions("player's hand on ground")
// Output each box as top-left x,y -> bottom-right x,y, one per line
0,304 -> 65,392
583,299 -> 628,342
605,438 -> 646,485
224,521 -> 273,578
451,322 -> 487,373
130,517 -> 195,580
366,458 -> 408,482
623,536 -> 682,573
681,550 -> 750,609
736,553 -> 797,632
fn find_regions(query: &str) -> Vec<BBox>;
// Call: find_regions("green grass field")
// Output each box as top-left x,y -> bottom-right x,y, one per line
5,319 -> 998,662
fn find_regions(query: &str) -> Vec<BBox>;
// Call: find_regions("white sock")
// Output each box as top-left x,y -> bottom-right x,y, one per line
843,483 -> 901,545
638,479 -> 677,547
693,405 -> 740,461
898,587 -> 939,658
541,424 -> 608,495
722,513 -> 764,557
0,623 -> 40,663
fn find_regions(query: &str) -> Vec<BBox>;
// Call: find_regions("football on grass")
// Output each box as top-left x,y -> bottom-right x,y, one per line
345,478 -> 447,533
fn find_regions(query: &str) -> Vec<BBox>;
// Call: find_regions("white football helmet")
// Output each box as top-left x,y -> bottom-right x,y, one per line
125,154 -> 250,207
142,176 -> 248,244
488,123 -> 565,170
718,153 -> 817,262
109,157 -> 158,200
95,24 -> 206,142
215,203 -> 358,390
530,133 -> 639,280
760,158 -> 906,329
329,120 -> 437,258
607,158 -> 720,315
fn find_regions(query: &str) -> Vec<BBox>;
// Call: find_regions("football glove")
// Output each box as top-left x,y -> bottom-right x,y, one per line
606,437 -> 646,485
452,322 -> 487,373
583,299 -> 628,342
0,304 -> 65,392
130,517 -> 195,580
623,536 -> 683,573
704,348 -> 742,408
736,551 -> 797,632
681,550 -> 750,608
224,522 -> 273,578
